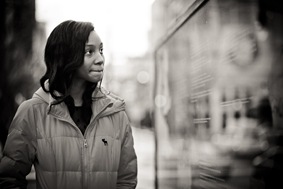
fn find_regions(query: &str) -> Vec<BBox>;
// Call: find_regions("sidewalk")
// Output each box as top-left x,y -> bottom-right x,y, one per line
132,127 -> 155,189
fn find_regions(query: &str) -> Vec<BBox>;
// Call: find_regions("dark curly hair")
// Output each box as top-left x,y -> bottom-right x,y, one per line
40,20 -> 96,102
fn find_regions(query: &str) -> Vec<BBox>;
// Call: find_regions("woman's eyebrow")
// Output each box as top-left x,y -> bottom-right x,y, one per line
85,42 -> 103,47
85,44 -> 95,47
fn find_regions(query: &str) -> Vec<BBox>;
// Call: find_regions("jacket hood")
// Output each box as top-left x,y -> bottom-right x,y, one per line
32,87 -> 125,118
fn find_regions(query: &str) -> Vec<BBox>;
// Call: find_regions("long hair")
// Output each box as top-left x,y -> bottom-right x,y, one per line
40,20 -> 95,103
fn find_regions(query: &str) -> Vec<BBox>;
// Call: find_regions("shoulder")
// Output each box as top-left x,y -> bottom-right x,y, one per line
13,96 -> 46,121
18,96 -> 46,112
8,99 -> 41,133
101,87 -> 124,102
94,87 -> 127,117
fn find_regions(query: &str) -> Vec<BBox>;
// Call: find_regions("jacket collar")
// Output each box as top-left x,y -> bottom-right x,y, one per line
32,86 -> 125,120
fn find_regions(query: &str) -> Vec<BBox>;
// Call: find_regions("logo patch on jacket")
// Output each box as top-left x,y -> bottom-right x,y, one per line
102,139 -> 108,146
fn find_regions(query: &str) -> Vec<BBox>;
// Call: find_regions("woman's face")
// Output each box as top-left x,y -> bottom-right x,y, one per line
75,31 -> 104,83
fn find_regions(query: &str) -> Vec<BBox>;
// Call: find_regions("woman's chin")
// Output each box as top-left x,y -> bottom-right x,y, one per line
89,75 -> 103,83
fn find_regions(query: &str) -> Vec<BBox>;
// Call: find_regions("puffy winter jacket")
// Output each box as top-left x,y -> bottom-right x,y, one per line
0,87 -> 137,189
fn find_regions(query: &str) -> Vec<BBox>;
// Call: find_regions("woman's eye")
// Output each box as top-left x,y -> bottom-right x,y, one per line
85,49 -> 94,55
100,48 -> 103,54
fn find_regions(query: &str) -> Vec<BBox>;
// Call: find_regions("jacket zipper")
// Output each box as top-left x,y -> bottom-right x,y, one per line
81,102 -> 112,189
50,101 -> 113,189
84,139 -> 88,148
82,138 -> 88,189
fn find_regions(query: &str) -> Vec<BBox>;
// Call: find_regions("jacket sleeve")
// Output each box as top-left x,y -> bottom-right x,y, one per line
116,112 -> 137,189
0,101 -> 37,189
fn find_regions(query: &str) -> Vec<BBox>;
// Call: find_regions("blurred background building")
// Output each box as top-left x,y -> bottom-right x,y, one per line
0,0 -> 282,189
151,0 -> 283,188
0,0 -> 45,147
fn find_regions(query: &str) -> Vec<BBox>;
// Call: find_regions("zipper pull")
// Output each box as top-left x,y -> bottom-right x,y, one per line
84,139 -> 88,148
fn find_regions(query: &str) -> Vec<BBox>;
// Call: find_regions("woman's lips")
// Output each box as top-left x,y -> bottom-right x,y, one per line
90,69 -> 103,72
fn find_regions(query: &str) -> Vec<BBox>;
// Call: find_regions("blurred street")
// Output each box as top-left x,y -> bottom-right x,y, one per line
132,127 -> 155,189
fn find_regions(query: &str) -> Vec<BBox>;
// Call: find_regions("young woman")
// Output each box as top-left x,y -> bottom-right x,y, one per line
0,20 -> 137,189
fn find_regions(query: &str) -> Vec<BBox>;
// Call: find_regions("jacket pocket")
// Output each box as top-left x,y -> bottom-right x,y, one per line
88,136 -> 121,172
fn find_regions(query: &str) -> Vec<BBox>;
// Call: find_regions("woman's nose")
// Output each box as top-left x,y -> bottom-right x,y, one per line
94,53 -> 104,65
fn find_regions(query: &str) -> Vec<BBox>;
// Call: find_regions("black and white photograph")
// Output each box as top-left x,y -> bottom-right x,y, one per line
0,0 -> 282,189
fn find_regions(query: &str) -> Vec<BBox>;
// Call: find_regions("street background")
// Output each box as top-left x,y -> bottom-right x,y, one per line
1,0 -> 283,189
